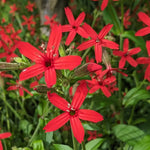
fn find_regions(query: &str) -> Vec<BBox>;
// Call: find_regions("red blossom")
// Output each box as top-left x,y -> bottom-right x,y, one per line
77,23 -> 119,63
87,130 -> 103,141
44,14 -> 58,28
0,71 -> 13,78
26,1 -> 35,12
113,39 -> 141,68
62,7 -> 89,45
22,15 -> 36,30
0,41 -> 18,62
7,80 -> 33,96
135,12 -> 150,36
123,9 -> 131,29
17,25 -> 82,87
43,83 -> 103,143
9,4 -> 18,15
87,69 -> 116,97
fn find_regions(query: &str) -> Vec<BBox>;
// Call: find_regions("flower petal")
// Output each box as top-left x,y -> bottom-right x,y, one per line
135,27 -> 150,36
0,141 -> 3,150
101,0 -> 109,11
75,12 -> 85,26
145,64 -> 150,81
102,39 -> 119,49
19,64 -> 45,81
79,109 -> 103,123
47,92 -> 69,111
65,30 -> 76,46
77,40 -> 95,51
71,82 -> 88,109
119,57 -> 126,68
70,117 -> 84,143
98,24 -> 113,39
54,56 -> 82,70
47,25 -> 62,55
95,44 -> 102,63
136,57 -> 150,64
43,112 -> 70,132
0,132 -> 11,139
146,40 -> 150,57
62,25 -> 72,32
17,41 -> 44,63
127,56 -> 138,67
65,7 -> 75,25
89,85 -> 100,93
138,12 -> 150,26
7,85 -> 18,91
45,67 -> 56,87
100,86 -> 111,97
77,27 -> 89,38
82,23 -> 98,39
19,88 -> 24,96
129,47 -> 141,55
123,38 -> 129,52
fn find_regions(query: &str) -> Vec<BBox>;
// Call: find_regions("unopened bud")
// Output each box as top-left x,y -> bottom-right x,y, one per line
102,49 -> 111,66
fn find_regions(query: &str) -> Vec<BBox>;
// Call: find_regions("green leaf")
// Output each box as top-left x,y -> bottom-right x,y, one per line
103,4 -> 121,35
32,140 -> 44,150
113,124 -> 145,145
53,144 -> 73,150
122,30 -> 146,50
133,135 -> 150,150
123,87 -> 150,107
84,138 -> 104,150
46,132 -> 53,144
19,120 -> 33,135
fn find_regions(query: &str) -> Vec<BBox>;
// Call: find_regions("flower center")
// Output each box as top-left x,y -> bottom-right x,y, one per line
72,25 -> 77,30
45,60 -> 51,67
69,110 -> 76,116
96,37 -> 101,43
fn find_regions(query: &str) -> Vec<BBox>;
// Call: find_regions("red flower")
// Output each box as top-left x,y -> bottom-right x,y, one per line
77,23 -> 119,63
9,4 -> 18,15
26,1 -> 35,12
87,72 -> 116,97
7,80 -> 33,96
87,130 -> 102,141
44,14 -> 58,28
101,0 -> 109,11
43,83 -> 103,143
136,41 -> 150,81
123,9 -> 131,29
113,39 -> 141,68
0,41 -> 18,62
62,7 -> 88,45
135,12 -> 150,36
0,130 -> 11,150
0,71 -> 13,78
22,15 -> 36,30
17,25 -> 82,87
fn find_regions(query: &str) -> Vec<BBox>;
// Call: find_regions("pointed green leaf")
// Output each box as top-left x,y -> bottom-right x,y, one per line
123,87 -> 150,107
53,144 -> 73,150
133,135 -> 150,150
103,4 -> 121,35
84,138 -> 104,150
113,124 -> 145,145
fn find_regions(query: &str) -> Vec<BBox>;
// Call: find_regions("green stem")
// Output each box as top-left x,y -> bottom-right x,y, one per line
82,48 -> 91,60
28,120 -> 41,146
71,130 -> 78,150
1,97 -> 21,120
81,141 -> 86,150
128,104 -> 136,125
